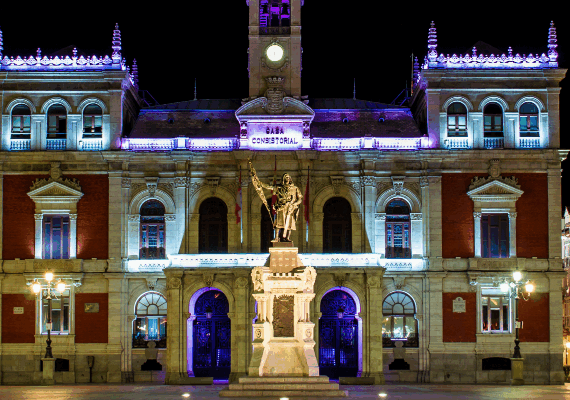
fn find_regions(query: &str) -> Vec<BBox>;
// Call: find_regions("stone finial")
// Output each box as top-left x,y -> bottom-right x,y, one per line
427,21 -> 438,62
413,56 -> 420,84
548,21 -> 558,62
36,48 -> 41,59
0,27 -> 3,59
72,47 -> 77,58
132,59 -> 139,88
508,46 -> 513,58
472,47 -> 477,58
112,23 -> 122,63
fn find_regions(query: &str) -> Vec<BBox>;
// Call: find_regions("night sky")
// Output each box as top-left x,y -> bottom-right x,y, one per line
1,4 -> 569,208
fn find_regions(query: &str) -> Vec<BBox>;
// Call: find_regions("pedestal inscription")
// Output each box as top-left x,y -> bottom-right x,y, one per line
273,295 -> 294,337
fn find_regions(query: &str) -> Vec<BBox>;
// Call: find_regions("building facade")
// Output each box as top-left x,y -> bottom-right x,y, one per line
0,4 -> 567,385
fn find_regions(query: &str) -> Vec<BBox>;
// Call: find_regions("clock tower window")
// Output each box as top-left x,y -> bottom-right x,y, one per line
260,0 -> 290,31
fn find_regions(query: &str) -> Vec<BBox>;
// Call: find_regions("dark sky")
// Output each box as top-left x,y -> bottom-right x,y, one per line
1,3 -> 569,208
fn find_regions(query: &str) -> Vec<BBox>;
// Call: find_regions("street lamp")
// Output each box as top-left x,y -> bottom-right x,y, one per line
566,342 -> 570,365
499,270 -> 534,359
30,272 -> 68,359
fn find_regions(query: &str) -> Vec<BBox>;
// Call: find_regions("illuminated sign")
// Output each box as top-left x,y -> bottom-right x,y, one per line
247,123 -> 303,150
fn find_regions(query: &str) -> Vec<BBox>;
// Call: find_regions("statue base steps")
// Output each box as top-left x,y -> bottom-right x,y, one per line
219,376 -> 348,398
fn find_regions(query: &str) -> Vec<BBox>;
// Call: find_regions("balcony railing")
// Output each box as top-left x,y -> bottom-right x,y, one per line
46,138 -> 67,150
10,139 -> 31,151
132,334 -> 166,349
484,137 -> 504,149
80,138 -> 103,151
445,137 -> 469,149
260,27 -> 291,35
519,137 -> 540,148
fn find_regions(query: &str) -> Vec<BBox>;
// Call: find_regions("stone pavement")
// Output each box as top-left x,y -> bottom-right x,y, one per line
2,383 -> 570,399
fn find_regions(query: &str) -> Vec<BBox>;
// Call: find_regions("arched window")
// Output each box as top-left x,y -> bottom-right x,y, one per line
382,291 -> 418,348
133,292 -> 167,348
323,197 -> 352,253
199,198 -> 228,254
260,200 -> 274,252
447,102 -> 467,137
83,104 -> 103,137
47,104 -> 67,136
483,103 -> 503,137
140,200 -> 166,260
519,102 -> 539,138
11,104 -> 31,137
385,199 -> 411,258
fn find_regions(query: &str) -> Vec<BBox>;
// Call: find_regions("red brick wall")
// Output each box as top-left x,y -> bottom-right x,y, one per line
519,292 -> 549,342
514,174 -> 548,259
75,293 -> 109,343
442,173 -> 548,259
442,292 -> 476,342
1,294 -> 36,343
442,174 -> 478,258
2,175 -> 108,260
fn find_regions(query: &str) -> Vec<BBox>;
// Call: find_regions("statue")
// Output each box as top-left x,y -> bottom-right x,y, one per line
249,161 -> 303,243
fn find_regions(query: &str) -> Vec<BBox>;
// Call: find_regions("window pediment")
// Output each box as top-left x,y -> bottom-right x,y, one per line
27,163 -> 83,213
467,179 -> 523,203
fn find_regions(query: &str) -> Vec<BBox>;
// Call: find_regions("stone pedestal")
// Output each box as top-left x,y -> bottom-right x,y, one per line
510,358 -> 524,385
220,245 -> 348,398
41,358 -> 55,386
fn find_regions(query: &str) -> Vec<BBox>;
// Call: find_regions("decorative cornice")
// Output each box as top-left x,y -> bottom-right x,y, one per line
30,162 -> 81,192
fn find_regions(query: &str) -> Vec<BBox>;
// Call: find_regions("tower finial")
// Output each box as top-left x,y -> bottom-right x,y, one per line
112,23 -> 122,64
548,21 -> 558,63
428,21 -> 438,63
353,78 -> 356,100
194,78 -> 197,101
0,27 -> 4,59
132,59 -> 139,89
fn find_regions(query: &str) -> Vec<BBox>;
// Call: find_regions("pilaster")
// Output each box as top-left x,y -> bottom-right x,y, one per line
547,165 -> 562,261
104,273 -> 127,382
361,176 -> 376,253
229,274 -> 249,382
164,268 -> 184,384
363,270 -> 385,384
108,172 -> 123,264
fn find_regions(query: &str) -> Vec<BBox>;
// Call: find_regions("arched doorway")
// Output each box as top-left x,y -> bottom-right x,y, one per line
192,289 -> 231,379
199,197 -> 228,253
323,197 -> 352,253
319,289 -> 358,379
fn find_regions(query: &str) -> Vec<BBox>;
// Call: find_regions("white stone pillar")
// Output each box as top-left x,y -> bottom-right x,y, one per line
31,114 -> 44,151
474,212 -> 482,258
34,213 -> 43,259
1,115 -> 10,151
104,274 -> 127,382
548,166 -> 563,260
108,173 -> 123,270
410,213 -> 423,257
312,213 -> 323,253
165,214 -> 177,256
127,215 -> 140,258
504,111 -> 517,149
174,177 -> 188,254
549,272 -> 566,384
67,114 -> 81,150
121,178 -> 131,259
69,213 -> 77,259
470,112 -> 483,149
351,212 -> 363,253
508,212 -> 517,258
375,213 -> 386,256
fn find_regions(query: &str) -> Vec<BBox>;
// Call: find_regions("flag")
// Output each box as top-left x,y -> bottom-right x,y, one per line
271,156 -> 277,217
235,167 -> 242,224
304,166 -> 310,223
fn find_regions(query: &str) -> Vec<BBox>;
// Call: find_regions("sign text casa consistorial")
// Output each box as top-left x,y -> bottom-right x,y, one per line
248,124 -> 303,150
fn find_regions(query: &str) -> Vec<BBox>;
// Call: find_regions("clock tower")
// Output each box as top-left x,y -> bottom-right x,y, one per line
247,0 -> 302,99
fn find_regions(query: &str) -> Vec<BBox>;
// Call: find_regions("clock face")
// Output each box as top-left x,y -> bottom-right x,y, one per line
266,44 -> 284,62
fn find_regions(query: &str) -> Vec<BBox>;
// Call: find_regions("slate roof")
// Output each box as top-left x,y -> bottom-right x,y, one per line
130,98 -> 422,139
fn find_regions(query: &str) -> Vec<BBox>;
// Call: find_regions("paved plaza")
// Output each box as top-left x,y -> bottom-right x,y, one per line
2,383 -> 570,400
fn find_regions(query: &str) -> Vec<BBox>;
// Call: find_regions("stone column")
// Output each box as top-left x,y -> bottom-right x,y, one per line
547,165 -> 563,261
375,213 -> 386,256
473,212 -> 482,258
69,214 -> 77,259
410,213 -> 423,257
67,114 -> 81,150
165,214 -> 177,256
173,176 -> 188,254
363,271 -> 385,384
470,112 -> 483,149
239,172 -> 249,252
230,275 -> 250,382
428,177 -> 443,270
164,269 -> 184,384
34,213 -> 43,259
108,172 -> 123,272
31,114 -> 44,151
312,213 -> 323,254
546,87 -> 561,148
425,88 -> 441,148
427,272 -> 446,383
420,177 -> 429,258
362,176 -> 376,254
548,272 -> 566,384
188,213 -> 200,253
508,212 -> 517,258
228,214 -> 238,253
121,177 -> 132,259
251,214 -> 262,253
108,90 -> 124,150
504,111 -> 517,148
104,274 -> 127,382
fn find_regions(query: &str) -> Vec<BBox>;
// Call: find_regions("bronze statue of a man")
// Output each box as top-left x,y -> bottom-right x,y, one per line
254,171 -> 303,242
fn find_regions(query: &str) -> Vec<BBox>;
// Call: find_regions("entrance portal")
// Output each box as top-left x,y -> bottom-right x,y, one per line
192,290 -> 231,379
319,289 -> 358,379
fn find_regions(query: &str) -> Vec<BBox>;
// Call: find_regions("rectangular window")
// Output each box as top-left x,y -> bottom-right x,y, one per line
481,213 -> 509,258
484,115 -> 503,137
481,289 -> 510,333
43,215 -> 70,259
447,115 -> 467,137
48,115 -> 67,135
519,115 -> 539,137
11,115 -> 31,133
386,222 -> 411,258
83,115 -> 103,135
42,291 -> 70,334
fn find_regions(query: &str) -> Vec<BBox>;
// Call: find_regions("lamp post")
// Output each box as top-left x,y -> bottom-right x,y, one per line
31,272 -> 67,359
499,270 -> 534,385
566,342 -> 570,366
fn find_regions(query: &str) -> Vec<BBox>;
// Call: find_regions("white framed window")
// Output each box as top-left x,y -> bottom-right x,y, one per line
478,286 -> 512,334
41,289 -> 70,334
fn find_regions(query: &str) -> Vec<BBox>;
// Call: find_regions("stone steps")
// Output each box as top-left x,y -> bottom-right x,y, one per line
219,376 -> 349,398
